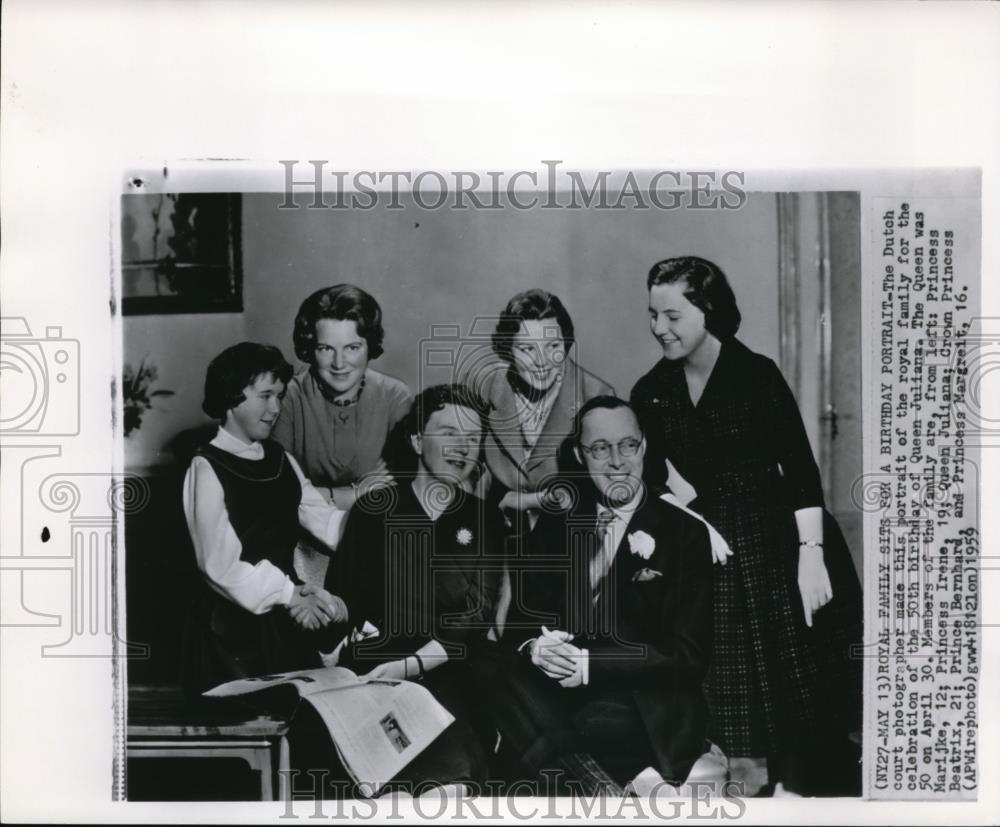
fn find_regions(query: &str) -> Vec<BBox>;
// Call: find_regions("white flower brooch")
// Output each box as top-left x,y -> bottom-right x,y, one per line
456,528 -> 473,546
627,530 -> 656,560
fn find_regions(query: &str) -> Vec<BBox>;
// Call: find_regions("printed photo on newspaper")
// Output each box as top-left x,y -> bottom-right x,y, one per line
109,165 -> 980,810
203,665 -> 455,796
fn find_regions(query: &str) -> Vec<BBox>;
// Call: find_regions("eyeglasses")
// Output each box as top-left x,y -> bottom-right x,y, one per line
579,437 -> 643,461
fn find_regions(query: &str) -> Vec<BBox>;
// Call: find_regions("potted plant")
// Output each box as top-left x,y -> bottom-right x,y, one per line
123,358 -> 175,437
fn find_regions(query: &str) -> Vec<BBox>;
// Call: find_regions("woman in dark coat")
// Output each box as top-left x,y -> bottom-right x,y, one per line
630,256 -> 862,796
325,384 -> 505,790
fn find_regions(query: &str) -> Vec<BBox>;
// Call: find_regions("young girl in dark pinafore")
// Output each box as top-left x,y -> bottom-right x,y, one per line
182,342 -> 349,692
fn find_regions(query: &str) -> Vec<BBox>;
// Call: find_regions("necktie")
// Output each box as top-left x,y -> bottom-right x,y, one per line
590,509 -> 617,599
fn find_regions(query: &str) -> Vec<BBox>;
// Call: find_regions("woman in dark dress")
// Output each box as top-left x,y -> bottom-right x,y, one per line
325,384 -> 505,790
630,256 -> 862,796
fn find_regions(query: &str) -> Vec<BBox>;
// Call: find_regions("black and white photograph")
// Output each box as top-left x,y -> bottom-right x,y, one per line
122,182 -> 865,802
1,2 -> 996,824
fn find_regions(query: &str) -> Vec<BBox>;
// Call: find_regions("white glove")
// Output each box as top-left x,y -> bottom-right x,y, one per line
660,492 -> 733,565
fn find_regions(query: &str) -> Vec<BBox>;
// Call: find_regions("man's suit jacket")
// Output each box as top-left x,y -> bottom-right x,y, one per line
504,490 -> 714,784
475,357 -> 614,496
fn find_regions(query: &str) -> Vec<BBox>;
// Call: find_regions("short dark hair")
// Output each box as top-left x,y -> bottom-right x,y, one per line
383,383 -> 488,474
491,289 -> 575,364
405,383 -> 489,438
572,395 -> 643,445
202,342 -> 293,420
292,284 -> 386,363
647,256 -> 742,340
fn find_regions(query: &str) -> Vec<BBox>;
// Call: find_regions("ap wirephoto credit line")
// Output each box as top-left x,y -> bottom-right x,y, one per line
866,194 -> 981,798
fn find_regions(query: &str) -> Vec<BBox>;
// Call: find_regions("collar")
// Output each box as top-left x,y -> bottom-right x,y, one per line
212,426 -> 265,459
408,476 -> 465,521
508,367 -> 565,406
597,487 -> 644,524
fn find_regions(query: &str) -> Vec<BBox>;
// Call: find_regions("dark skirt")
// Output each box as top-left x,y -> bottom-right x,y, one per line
183,589 -> 337,698
704,502 -> 862,757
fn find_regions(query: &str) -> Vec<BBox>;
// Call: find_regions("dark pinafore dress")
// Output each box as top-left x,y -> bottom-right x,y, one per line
186,439 -> 323,694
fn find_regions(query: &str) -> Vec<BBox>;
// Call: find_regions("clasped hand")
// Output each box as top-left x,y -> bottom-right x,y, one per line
288,583 -> 348,630
531,626 -> 584,687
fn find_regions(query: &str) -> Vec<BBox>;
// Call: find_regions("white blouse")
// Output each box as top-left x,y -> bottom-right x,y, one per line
182,427 -> 347,614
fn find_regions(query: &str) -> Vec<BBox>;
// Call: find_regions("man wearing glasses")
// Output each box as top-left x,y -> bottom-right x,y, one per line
478,396 -> 718,795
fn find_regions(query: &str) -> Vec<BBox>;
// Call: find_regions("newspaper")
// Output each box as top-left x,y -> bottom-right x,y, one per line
205,666 -> 455,796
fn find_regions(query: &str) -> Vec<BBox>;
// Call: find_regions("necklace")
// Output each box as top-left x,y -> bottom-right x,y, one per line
317,373 -> 366,407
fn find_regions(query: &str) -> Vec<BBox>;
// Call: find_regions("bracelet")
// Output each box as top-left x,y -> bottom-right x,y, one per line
799,540 -> 824,549
413,653 -> 426,679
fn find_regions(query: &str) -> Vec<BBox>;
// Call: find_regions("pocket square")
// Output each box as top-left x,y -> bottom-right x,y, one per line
632,568 -> 663,583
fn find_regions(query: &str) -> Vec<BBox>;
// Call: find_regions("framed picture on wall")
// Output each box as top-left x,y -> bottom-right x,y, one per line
120,193 -> 243,315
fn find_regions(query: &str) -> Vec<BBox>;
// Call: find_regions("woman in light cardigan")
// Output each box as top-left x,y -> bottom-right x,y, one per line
464,289 -> 613,633
272,284 -> 412,584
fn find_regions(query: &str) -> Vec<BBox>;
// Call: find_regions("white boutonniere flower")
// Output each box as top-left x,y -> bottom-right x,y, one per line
627,530 -> 656,560
456,527 -> 473,546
